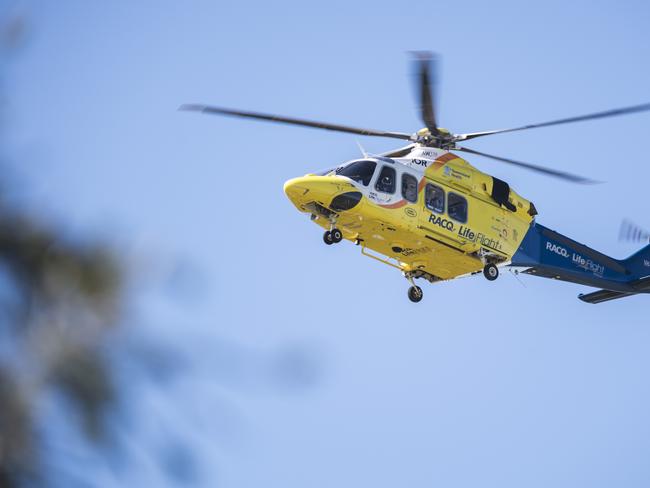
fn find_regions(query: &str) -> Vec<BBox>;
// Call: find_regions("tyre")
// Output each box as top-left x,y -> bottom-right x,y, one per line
483,263 -> 499,281
407,285 -> 423,303
323,231 -> 333,245
331,228 -> 343,243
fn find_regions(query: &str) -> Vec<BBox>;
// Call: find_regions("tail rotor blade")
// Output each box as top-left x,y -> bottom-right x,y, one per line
620,219 -> 650,243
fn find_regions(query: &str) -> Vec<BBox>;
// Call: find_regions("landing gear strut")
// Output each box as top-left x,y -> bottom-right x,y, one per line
404,272 -> 423,303
483,263 -> 499,281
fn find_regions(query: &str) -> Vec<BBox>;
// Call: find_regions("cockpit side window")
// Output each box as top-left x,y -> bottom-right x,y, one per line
402,173 -> 418,203
448,192 -> 468,223
336,160 -> 377,186
375,165 -> 396,194
425,183 -> 445,213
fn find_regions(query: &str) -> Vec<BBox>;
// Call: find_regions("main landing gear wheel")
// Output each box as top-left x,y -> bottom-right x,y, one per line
330,228 -> 343,243
323,231 -> 334,245
483,263 -> 499,281
407,285 -> 423,303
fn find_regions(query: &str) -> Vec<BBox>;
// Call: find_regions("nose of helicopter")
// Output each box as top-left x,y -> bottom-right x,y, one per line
283,176 -> 309,202
283,175 -> 331,209
284,175 -> 361,213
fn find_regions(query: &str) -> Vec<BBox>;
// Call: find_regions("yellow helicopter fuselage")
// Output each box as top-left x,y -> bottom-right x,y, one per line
284,146 -> 535,282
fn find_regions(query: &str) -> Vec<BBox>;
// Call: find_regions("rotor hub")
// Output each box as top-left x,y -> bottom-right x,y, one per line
415,127 -> 457,150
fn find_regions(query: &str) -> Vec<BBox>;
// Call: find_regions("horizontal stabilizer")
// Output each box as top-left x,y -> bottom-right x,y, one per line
578,289 -> 635,304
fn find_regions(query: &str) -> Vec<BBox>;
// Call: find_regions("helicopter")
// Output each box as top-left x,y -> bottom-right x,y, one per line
181,53 -> 650,304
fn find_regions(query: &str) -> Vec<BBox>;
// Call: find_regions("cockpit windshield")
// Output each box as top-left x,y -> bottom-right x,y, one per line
336,160 -> 377,186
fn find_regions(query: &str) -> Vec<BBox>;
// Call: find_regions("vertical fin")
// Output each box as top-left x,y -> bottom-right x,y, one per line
622,243 -> 650,277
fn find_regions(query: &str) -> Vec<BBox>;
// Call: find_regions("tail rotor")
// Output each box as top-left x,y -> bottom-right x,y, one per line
619,219 -> 650,243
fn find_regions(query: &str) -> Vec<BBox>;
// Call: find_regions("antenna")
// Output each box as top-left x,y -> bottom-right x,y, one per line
356,141 -> 368,158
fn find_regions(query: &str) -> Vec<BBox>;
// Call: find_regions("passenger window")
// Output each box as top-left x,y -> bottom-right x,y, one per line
375,165 -> 396,194
425,184 -> 445,213
337,160 -> 377,186
401,173 -> 418,203
448,193 -> 468,223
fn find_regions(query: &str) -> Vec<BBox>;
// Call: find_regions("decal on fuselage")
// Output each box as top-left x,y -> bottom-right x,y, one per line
546,242 -> 570,257
443,166 -> 471,180
572,253 -> 605,276
545,241 -> 605,276
458,225 -> 503,252
400,246 -> 430,257
428,213 -> 455,231
427,213 -> 503,252
411,159 -> 429,167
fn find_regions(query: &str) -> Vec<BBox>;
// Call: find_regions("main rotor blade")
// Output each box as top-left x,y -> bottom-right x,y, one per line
412,52 -> 439,136
457,102 -> 650,142
179,104 -> 413,141
455,146 -> 598,184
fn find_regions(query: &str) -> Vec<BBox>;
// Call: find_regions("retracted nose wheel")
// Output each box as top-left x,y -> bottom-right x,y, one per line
483,263 -> 499,281
323,231 -> 334,245
407,285 -> 423,303
330,228 -> 343,243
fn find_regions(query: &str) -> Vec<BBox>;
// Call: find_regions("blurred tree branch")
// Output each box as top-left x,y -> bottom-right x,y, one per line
0,8 -> 323,486
0,10 -> 123,486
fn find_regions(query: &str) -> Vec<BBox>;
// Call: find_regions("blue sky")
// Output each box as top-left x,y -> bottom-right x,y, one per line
7,1 -> 650,486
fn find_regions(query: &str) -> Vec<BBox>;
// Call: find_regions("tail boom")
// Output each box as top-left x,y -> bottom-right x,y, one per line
510,222 -> 650,302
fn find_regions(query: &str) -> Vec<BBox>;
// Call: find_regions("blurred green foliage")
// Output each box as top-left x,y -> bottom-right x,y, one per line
0,191 -> 124,486
0,9 -> 322,486
0,12 -> 123,486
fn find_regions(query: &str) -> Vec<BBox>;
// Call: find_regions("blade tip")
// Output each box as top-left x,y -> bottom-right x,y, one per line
580,178 -> 604,185
408,50 -> 437,61
178,104 -> 205,113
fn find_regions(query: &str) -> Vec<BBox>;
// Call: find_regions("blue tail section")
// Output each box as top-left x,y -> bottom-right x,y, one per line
621,243 -> 650,278
510,222 -> 649,296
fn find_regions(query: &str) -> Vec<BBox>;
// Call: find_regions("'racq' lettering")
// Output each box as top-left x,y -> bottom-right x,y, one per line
645,259 -> 650,268
428,214 -> 454,231
546,241 -> 569,258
